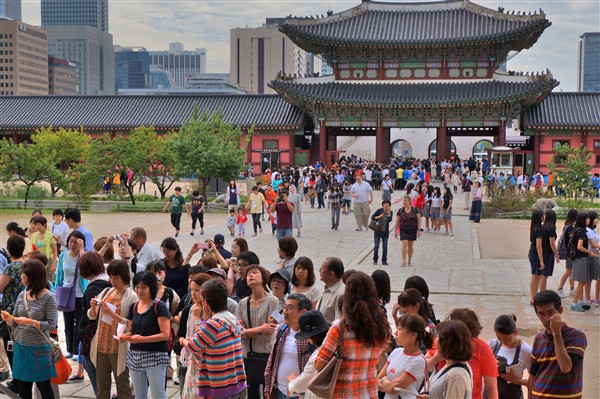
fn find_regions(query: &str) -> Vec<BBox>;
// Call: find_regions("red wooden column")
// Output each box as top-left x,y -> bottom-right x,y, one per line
533,132 -> 540,172
497,125 -> 506,146
319,120 -> 327,166
437,127 -> 448,161
376,126 -> 384,163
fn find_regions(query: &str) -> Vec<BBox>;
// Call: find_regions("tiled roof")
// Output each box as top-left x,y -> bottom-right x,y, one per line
0,95 -> 304,130
522,93 -> 600,129
281,0 -> 550,47
269,78 -> 558,107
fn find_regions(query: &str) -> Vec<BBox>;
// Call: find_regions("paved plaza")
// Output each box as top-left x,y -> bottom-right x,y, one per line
9,189 -> 598,398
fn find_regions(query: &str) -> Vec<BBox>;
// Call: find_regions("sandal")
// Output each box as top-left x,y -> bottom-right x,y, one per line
401,263 -> 407,267
408,263 -> 413,267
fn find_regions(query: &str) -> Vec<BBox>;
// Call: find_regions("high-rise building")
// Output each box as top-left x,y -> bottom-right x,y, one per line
114,45 -> 150,91
46,26 -> 114,94
0,19 -> 48,95
0,0 -> 20,20
149,43 -> 206,88
230,18 -> 306,94
578,32 -> 600,92
41,0 -> 108,32
48,56 -> 77,95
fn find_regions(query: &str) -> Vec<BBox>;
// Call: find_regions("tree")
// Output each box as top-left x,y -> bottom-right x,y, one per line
548,144 -> 593,200
31,127 -> 91,196
170,106 -> 252,198
0,139 -> 55,204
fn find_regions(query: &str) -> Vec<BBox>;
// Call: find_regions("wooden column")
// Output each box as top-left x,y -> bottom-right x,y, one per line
288,133 -> 295,168
497,125 -> 506,146
533,132 -> 540,172
437,127 -> 449,161
376,126 -> 384,163
319,120 -> 327,166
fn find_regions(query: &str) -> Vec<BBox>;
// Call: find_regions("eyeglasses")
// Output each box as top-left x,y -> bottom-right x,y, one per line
283,305 -> 297,312
237,262 -> 250,267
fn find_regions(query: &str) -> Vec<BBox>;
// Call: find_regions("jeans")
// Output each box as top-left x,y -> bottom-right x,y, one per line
251,213 -> 262,233
317,192 -> 325,208
130,364 -> 167,399
82,355 -> 98,394
277,390 -> 299,399
373,231 -> 389,263
276,228 -> 293,240
331,207 -> 341,229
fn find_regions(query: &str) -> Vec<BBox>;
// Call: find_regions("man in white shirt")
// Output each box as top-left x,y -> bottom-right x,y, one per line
130,227 -> 162,272
350,173 -> 373,231
317,257 -> 345,323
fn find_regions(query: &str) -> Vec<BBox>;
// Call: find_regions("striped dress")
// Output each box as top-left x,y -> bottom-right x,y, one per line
188,311 -> 247,398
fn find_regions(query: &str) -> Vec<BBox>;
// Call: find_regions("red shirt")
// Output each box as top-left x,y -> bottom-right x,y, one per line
470,338 -> 499,399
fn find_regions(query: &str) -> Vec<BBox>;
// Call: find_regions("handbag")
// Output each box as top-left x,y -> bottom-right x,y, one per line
369,217 -> 384,233
244,298 -> 269,385
308,320 -> 344,398
55,259 -> 78,312
23,292 -> 72,384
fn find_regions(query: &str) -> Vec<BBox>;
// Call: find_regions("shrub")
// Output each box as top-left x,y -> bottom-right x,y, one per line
15,184 -> 50,200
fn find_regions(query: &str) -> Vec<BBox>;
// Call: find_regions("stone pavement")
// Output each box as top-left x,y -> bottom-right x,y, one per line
33,187 -> 600,398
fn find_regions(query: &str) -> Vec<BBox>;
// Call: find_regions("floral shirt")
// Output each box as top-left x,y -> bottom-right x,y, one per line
1,261 -> 24,312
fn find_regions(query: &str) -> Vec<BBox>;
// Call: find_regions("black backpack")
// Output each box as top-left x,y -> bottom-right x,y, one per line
566,227 -> 581,261
557,226 -> 570,260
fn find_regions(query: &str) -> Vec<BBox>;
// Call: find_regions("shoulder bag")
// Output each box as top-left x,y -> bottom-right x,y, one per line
307,320 -> 345,398
243,298 -> 270,385
55,258 -> 78,312
369,211 -> 384,233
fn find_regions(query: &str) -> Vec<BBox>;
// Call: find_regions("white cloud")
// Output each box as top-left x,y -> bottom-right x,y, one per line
22,0 -> 599,90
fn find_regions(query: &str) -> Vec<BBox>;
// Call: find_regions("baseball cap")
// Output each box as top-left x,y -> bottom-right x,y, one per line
295,310 -> 331,340
207,268 -> 227,280
214,234 -> 225,244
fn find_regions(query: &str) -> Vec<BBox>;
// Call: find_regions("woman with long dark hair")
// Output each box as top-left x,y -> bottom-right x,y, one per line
315,271 -> 390,398
571,212 -> 594,312
557,209 -> 577,297
528,210 -> 544,305
469,181 -> 483,223
539,210 -> 560,294
291,257 -> 321,309
393,196 -> 421,267
225,179 -> 240,211
160,237 -> 189,299
441,187 -> 454,235
586,211 -> 600,305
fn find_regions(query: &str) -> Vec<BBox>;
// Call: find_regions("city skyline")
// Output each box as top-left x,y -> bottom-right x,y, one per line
21,0 -> 600,91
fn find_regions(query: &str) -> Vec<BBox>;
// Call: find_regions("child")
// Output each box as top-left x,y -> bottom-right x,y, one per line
236,206 -> 248,237
226,208 -> 236,237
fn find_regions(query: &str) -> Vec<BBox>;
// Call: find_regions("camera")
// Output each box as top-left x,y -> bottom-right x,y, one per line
157,276 -> 163,283
496,355 -> 508,374
6,341 -> 13,352
112,234 -> 120,240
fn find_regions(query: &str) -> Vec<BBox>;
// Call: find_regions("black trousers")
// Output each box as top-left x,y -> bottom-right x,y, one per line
63,297 -> 83,354
317,192 -> 325,208
20,380 -> 54,399
251,213 -> 262,233
191,212 -> 204,230
170,213 -> 182,230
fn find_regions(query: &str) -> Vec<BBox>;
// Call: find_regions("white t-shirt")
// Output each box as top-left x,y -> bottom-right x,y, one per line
487,338 -> 532,380
277,328 -> 300,395
351,181 -> 373,203
384,348 -> 426,399
431,195 -> 443,208
50,221 -> 70,247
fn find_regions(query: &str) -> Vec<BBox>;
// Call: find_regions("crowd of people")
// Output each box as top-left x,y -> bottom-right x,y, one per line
0,195 -> 590,399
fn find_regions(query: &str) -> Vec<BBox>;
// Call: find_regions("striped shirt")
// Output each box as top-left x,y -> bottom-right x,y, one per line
13,291 -> 58,346
530,324 -> 586,399
188,311 -> 247,398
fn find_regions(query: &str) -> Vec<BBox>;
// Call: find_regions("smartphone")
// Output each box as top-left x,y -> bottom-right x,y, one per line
198,242 -> 209,250
6,341 -> 13,352
112,234 -> 120,240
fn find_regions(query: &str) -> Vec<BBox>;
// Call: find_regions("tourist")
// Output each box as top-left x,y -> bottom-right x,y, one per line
232,251 -> 259,301
371,270 -> 391,317
462,173 -> 473,210
236,265 -> 279,399
430,187 -> 442,233
287,184 -> 303,238
64,208 -> 94,251
189,190 -> 206,236
403,276 -> 438,324
342,179 -> 352,215
247,185 -> 267,237
160,237 -> 190,299
371,199 -> 394,266
448,308 -> 498,399
316,173 -> 327,209
382,174 -> 393,202
586,211 -> 600,304
54,231 -> 86,359
539,210 -> 560,293
351,173 -> 374,232
291,256 -> 321,309
556,209 -> 577,297
316,257 -> 345,323
226,208 -> 237,237
1,259 -> 58,399
487,314 -> 532,399
30,216 -> 58,276
377,314 -> 433,398
121,271 -> 171,399
162,186 -> 190,238
529,210 -> 545,304
6,222 -> 35,255
78,251 -> 111,394
529,290 -> 587,399
276,236 -> 298,275
235,206 -> 248,237
145,260 -> 181,316
419,320 -> 473,399
451,171 -> 460,194
264,293 -> 312,399
225,178 -> 241,211
269,269 -> 290,312
393,288 -> 437,354
393,195 -> 421,267
271,190 -> 295,240
423,185 -> 433,232
328,181 -> 343,230
94,237 -> 114,266
469,181 -> 483,223
129,227 -> 162,273
571,212 -> 594,312
182,279 -> 247,399
314,271 -> 390,399
49,209 -> 69,253
441,187 -> 454,235
87,260 -> 138,399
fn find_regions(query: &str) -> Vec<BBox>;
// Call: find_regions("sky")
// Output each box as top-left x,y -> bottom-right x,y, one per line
21,0 -> 600,91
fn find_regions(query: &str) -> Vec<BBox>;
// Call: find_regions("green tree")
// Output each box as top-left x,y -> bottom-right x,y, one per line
170,106 -> 252,198
548,144 -> 593,201
0,139 -> 54,204
32,127 -> 91,196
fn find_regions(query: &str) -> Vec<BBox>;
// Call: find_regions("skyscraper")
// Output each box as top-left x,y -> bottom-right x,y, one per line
115,45 -> 150,91
0,0 -> 20,20
41,0 -> 108,32
149,43 -> 206,88
578,32 -> 600,92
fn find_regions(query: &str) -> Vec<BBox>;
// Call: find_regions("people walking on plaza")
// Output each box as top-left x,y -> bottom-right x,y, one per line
235,206 -> 248,237
529,290 -> 587,399
288,184 -> 303,237
441,187 -> 454,234
316,173 -> 327,209
351,173 -> 374,231
162,187 -> 189,238
236,265 -> 279,399
314,271 -> 390,399
226,208 -> 237,237
328,181 -> 343,230
469,181 -> 483,223
393,196 -> 421,267
247,185 -> 267,237
423,185 -> 433,231
290,256 -> 321,309
529,210 -> 546,305
189,190 -> 206,236
539,210 -> 560,293
556,209 -> 577,297
382,174 -> 393,202
271,190 -> 295,240
570,212 -> 594,312
342,179 -> 352,215
226,179 -> 241,211
487,314 -> 532,399
371,199 -> 393,266
462,173 -> 473,210
316,257 -> 345,324
87,260 -> 138,399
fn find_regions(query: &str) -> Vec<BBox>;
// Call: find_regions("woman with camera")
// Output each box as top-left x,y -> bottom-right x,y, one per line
160,237 -> 189,299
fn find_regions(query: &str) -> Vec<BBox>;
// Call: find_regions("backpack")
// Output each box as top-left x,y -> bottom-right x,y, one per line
566,228 -> 580,261
133,300 -> 175,352
490,341 -> 523,399
557,226 -> 570,260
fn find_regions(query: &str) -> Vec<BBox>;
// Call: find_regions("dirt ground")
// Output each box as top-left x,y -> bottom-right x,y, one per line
477,218 -> 531,259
